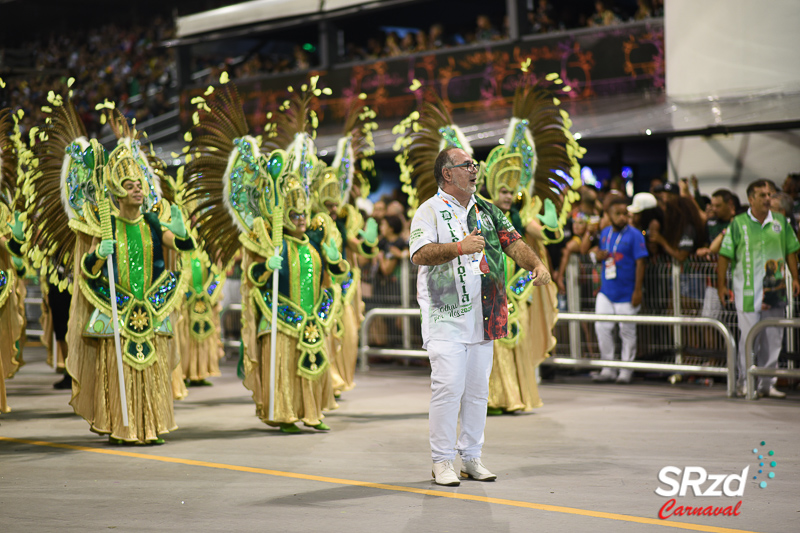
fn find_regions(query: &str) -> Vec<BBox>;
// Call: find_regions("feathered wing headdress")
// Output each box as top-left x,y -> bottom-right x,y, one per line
262,77 -> 336,234
183,82 -> 282,266
396,95 -> 473,215
332,100 -> 378,205
102,109 -> 166,215
503,79 -> 585,229
0,108 -> 23,214
26,96 -> 99,286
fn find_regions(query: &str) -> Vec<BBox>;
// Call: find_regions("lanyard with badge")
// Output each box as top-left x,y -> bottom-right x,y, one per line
438,192 -> 490,275
603,227 -> 626,280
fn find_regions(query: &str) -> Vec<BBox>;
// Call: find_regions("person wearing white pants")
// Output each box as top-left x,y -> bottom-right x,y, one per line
736,309 -> 785,394
718,180 -> 800,398
427,339 -> 494,464
409,148 -> 551,486
594,293 -> 641,382
582,196 -> 648,384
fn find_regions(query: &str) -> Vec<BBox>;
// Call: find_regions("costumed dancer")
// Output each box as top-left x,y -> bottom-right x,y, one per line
308,102 -> 379,395
167,169 -> 226,387
28,96 -> 193,444
0,106 -> 26,413
478,77 -> 584,413
27,92 -> 95,398
184,78 -> 344,434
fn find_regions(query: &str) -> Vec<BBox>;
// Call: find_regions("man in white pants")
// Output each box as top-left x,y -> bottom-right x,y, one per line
410,147 -> 550,486
582,197 -> 648,384
718,180 -> 800,398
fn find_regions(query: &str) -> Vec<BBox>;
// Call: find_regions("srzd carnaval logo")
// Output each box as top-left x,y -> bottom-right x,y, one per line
654,441 -> 779,520
655,466 -> 747,519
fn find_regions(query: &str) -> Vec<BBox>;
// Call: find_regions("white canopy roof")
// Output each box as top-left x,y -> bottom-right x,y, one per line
176,0 -> 384,38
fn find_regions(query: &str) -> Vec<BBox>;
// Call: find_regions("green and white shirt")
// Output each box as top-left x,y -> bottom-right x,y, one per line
719,209 -> 799,312
409,189 -> 521,348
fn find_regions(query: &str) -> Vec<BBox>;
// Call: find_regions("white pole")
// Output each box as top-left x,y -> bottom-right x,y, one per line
267,206 -> 283,423
107,254 -> 129,427
268,252 -> 279,422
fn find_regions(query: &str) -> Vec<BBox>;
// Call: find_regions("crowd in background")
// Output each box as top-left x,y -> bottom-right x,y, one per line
1,17 -> 176,138
0,0 -> 666,129
335,0 -> 663,63
548,173 -> 800,313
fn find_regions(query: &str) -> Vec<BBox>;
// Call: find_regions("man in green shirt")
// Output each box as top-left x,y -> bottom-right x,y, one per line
718,180 -> 800,398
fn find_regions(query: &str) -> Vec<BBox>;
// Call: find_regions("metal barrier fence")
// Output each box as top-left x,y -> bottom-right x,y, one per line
362,261 -> 418,349
358,308 -> 426,371
357,308 -> 738,396
353,253 -> 800,391
23,278 -> 45,339
220,304 -> 243,358
744,318 -> 800,400
360,254 -> 750,363
545,312 -> 737,397
558,253 -> 743,365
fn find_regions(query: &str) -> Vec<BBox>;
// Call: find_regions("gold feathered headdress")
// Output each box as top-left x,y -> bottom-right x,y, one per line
0,108 -> 23,214
499,79 -> 585,228
328,100 -> 378,207
184,83 -> 270,267
263,77 -> 327,231
395,95 -> 473,215
101,110 -> 165,214
26,96 -> 96,284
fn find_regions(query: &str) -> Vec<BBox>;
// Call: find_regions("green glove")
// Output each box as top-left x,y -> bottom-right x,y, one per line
161,204 -> 188,238
359,217 -> 378,243
537,198 -> 558,229
322,237 -> 341,263
97,239 -> 116,259
267,254 -> 283,272
9,211 -> 24,241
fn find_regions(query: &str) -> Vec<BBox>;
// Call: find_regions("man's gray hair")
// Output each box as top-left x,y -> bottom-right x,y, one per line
433,148 -> 459,187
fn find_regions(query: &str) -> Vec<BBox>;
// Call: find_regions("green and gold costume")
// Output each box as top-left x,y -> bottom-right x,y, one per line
0,107 -> 26,413
28,100 -> 191,443
184,79 -> 346,430
308,109 -> 379,394
177,248 -> 225,384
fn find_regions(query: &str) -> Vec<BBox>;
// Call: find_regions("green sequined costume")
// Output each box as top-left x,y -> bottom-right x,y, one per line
72,213 -> 189,443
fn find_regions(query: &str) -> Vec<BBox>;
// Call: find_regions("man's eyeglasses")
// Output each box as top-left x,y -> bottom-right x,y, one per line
448,160 -> 478,172
289,212 -> 306,221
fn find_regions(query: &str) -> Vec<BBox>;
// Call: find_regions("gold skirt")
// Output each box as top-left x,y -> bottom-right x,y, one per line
68,335 -> 178,443
330,300 -> 359,393
0,257 -> 25,414
170,307 -> 188,400
489,301 -> 544,411
177,304 -> 224,382
242,330 -> 338,426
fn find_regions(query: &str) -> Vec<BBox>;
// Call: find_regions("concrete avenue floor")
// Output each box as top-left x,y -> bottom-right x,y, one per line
1,347 -> 799,533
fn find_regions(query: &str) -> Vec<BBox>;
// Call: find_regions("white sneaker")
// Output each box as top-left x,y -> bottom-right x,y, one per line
460,458 -> 497,481
432,460 -> 460,486
616,369 -> 633,384
759,386 -> 786,399
592,368 -> 617,382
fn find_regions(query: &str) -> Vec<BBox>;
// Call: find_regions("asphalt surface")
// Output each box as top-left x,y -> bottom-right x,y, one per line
1,347 -> 799,533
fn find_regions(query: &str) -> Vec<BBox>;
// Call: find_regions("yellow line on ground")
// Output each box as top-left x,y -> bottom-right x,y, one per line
0,436 -> 759,533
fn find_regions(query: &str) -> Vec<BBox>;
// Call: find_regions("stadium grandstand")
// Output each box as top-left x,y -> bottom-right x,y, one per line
1,0 -> 797,202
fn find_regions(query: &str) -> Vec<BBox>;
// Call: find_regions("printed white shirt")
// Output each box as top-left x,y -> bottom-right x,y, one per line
409,189 -> 484,348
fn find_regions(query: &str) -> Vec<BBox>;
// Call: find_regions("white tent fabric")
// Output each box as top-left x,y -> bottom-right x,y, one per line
176,0 -> 383,38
